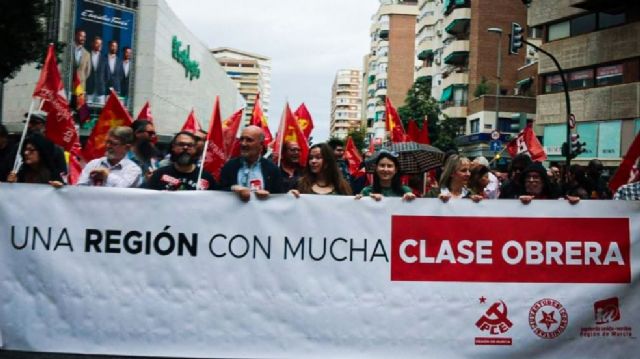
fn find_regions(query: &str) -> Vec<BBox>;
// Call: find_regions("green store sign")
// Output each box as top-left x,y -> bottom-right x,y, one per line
172,36 -> 201,80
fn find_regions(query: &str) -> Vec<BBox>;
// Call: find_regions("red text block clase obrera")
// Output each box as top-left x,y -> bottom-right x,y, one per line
390,216 -> 630,283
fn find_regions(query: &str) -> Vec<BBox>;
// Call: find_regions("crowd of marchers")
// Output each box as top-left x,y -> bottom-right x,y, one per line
0,113 -> 638,202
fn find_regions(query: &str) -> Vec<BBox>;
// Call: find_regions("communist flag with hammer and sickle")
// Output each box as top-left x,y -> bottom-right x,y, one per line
271,103 -> 309,167
293,103 -> 314,140
250,93 -> 273,146
83,89 -> 133,161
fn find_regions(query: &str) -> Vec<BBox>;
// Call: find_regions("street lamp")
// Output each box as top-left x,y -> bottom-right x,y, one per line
488,27 -> 503,132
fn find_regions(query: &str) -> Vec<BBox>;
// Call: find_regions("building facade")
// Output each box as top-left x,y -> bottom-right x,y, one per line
364,0 -> 419,141
1,0 -> 241,139
211,47 -> 272,125
330,69 -> 363,139
529,0 -> 640,167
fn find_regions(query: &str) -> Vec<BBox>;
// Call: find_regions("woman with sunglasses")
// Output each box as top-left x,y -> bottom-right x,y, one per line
355,150 -> 415,201
6,134 -> 64,188
290,143 -> 352,196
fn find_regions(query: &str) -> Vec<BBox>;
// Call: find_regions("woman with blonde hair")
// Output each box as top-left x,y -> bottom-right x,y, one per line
427,154 -> 481,202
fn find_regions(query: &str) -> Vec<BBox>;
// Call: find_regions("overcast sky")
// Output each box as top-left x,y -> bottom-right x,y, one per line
165,0 -> 380,142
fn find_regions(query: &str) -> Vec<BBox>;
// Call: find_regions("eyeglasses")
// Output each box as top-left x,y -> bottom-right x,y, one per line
106,139 -> 124,146
138,130 -> 156,136
173,142 -> 195,148
525,175 -> 542,182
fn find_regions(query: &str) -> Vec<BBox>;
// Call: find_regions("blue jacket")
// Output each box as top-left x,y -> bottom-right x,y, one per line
220,157 -> 284,194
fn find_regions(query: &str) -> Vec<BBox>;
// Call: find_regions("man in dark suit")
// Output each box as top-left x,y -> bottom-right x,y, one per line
220,125 -> 284,201
86,36 -> 108,104
120,46 -> 133,100
105,40 -> 124,94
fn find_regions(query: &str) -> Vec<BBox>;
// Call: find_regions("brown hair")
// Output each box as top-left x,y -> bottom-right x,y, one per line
297,143 -> 352,195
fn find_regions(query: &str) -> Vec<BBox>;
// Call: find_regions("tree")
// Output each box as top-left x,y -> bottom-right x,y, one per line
0,1 -> 48,83
432,116 -> 461,152
347,127 -> 367,152
474,76 -> 490,98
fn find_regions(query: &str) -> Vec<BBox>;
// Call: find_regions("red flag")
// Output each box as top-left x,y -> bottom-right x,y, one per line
506,124 -> 547,162
67,151 -> 83,185
251,93 -> 272,146
271,103 -> 309,167
83,89 -> 133,161
181,109 -> 202,133
407,120 -> 420,142
33,44 -> 81,153
344,136 -> 363,177
609,130 -> 640,193
385,97 -> 407,143
136,101 -> 154,122
419,118 -> 431,145
202,96 -> 226,180
72,71 -> 90,124
294,103 -> 314,139
222,108 -> 243,159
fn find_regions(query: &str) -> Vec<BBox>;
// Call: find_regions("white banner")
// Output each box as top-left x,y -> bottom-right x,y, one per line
0,183 -> 638,358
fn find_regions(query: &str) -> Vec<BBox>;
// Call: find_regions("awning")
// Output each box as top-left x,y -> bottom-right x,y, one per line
440,86 -> 453,102
445,18 -> 470,34
416,76 -> 432,83
368,74 -> 376,84
516,77 -> 533,87
417,49 -> 433,61
379,30 -> 389,39
444,51 -> 469,65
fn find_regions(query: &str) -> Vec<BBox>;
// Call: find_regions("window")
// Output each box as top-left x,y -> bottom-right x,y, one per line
548,21 -> 569,41
596,64 -> 624,86
599,12 -> 625,29
470,119 -> 479,133
545,74 -> 564,93
570,13 -> 596,36
497,118 -> 519,133
568,69 -> 594,90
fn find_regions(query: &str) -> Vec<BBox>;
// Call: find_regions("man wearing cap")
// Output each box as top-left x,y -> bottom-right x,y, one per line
20,112 -> 67,179
77,126 -> 141,187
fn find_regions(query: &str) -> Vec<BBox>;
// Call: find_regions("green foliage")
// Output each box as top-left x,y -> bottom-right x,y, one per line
0,1 -> 48,82
347,127 -> 367,152
432,116 -> 461,152
474,76 -> 490,98
398,76 -> 449,149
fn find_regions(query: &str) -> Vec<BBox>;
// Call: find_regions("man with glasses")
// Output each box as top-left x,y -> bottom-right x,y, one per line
144,131 -> 217,191
128,119 -> 161,183
220,125 -> 283,201
279,141 -> 303,191
77,126 -> 142,187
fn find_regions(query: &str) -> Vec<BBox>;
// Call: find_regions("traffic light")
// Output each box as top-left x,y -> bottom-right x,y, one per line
571,133 -> 586,158
509,22 -> 524,55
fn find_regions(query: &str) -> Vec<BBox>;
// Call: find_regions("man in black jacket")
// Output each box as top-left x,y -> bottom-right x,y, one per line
220,125 -> 283,201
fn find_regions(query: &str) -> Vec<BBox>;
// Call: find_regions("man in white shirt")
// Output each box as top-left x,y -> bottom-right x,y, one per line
105,40 -> 124,94
473,156 -> 500,199
86,36 -> 107,105
77,126 -> 142,187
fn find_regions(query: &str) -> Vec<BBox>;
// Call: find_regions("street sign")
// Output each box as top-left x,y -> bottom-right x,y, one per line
490,130 -> 501,140
490,140 -> 502,152
569,114 -> 576,129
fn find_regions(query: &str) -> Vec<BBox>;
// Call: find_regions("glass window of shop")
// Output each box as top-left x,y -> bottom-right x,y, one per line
545,74 -> 564,93
576,122 -> 598,158
596,64 -> 623,86
570,13 -> 596,36
543,124 -> 565,157
597,121 -> 621,158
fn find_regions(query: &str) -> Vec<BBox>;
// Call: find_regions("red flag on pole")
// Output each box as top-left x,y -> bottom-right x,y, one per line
407,120 -> 420,142
181,109 -> 202,133
32,44 -> 84,184
294,103 -> 314,139
609,130 -> 640,193
344,136 -> 363,177
419,118 -> 431,144
385,97 -> 407,143
251,93 -> 272,146
505,124 -> 547,162
83,89 -> 133,161
201,96 -> 226,180
136,101 -> 153,122
271,102 -> 309,167
222,108 -> 243,159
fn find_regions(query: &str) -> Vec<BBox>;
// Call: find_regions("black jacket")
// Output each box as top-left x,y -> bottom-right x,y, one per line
219,157 -> 284,194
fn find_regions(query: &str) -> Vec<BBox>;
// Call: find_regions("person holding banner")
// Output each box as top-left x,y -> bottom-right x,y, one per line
145,132 -> 216,191
220,126 -> 284,201
280,141 -> 303,192
6,134 -> 64,188
517,162 -> 580,205
77,126 -> 141,187
355,150 -> 415,201
290,143 -> 352,196
427,155 -> 481,202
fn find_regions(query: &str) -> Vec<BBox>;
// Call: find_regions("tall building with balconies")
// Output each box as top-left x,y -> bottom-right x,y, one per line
528,0 -> 639,167
330,69 -> 363,139
364,0 -> 419,142
211,47 -> 271,124
415,0 -> 530,159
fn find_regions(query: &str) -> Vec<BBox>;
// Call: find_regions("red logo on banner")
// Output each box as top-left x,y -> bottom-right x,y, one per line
529,298 -> 569,339
594,297 -> 621,325
390,216 -> 630,283
475,299 -> 513,346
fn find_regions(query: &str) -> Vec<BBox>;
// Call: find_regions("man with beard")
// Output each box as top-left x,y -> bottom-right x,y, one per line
144,131 -> 217,191
77,126 -> 142,187
279,141 -> 303,191
128,120 -> 160,183
220,125 -> 283,201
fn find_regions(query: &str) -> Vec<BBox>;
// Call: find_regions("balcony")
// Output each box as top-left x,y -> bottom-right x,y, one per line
417,13 -> 436,30
416,66 -> 436,79
417,49 -> 434,61
443,40 -> 469,65
379,29 -> 389,40
375,87 -> 387,97
443,0 -> 470,16
442,104 -> 468,119
441,71 -> 468,91
444,8 -> 470,36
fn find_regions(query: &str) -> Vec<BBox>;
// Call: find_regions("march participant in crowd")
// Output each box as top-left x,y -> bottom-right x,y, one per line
20,112 -> 68,178
77,126 -> 142,187
355,150 -> 415,201
472,156 -> 499,199
427,154 -> 481,202
0,124 -> 17,182
6,133 -> 63,188
517,162 -> 580,204
128,119 -> 161,182
499,153 -> 532,199
564,164 -> 590,199
290,143 -> 352,196
468,164 -> 491,199
614,181 -> 640,200
144,131 -> 216,191
220,125 -> 284,201
327,138 -> 353,190
586,159 -> 612,199
279,141 -> 303,192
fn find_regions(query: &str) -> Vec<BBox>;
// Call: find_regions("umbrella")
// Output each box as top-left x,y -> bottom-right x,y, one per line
365,141 -> 445,174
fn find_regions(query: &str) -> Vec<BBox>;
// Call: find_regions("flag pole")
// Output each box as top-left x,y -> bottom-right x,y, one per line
276,102 -> 288,168
13,98 -> 39,172
196,139 -> 208,190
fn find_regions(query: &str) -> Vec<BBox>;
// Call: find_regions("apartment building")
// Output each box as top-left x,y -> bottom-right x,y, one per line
330,70 -> 363,139
363,0 -> 419,141
211,47 -> 272,124
529,0 -> 640,167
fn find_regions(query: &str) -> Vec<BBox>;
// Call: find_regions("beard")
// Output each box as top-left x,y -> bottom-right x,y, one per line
171,151 -> 195,166
136,139 -> 159,161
